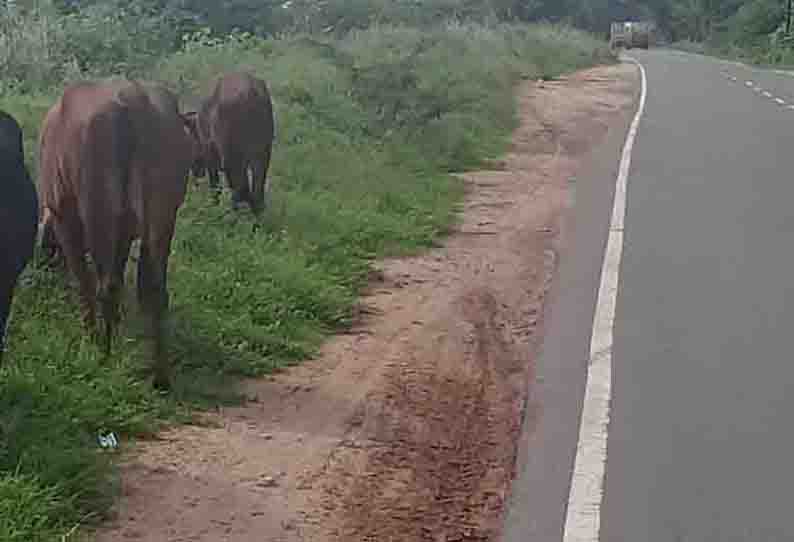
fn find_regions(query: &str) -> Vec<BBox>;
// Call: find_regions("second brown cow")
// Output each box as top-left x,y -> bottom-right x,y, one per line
186,71 -> 275,215
39,79 -> 196,389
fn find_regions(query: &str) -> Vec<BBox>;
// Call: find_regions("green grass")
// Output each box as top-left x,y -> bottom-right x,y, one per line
672,37 -> 794,69
0,21 -> 613,541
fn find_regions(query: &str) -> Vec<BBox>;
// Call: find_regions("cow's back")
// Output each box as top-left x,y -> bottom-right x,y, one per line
39,81 -> 135,211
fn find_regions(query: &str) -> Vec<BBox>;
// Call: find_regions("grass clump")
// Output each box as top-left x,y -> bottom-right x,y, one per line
0,474 -> 74,542
0,13 -> 613,540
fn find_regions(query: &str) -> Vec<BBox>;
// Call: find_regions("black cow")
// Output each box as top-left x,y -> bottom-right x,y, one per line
0,110 -> 39,362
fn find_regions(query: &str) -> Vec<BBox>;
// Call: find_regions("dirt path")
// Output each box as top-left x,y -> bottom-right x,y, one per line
96,63 -> 638,542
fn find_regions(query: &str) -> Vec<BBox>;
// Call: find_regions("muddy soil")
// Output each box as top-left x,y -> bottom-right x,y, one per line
95,63 -> 638,542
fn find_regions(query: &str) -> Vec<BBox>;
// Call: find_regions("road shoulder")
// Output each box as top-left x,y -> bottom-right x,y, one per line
502,62 -> 639,542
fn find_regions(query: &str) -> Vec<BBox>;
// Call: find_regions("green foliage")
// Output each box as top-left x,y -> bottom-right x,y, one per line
0,2 -> 79,92
0,0 -> 182,91
713,0 -> 783,47
0,1 -> 612,539
0,474 -> 74,542
641,0 -> 794,66
58,3 -> 180,77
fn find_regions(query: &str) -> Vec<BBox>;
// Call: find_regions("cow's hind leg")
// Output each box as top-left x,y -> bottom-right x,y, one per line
251,146 -> 273,216
225,157 -> 250,213
209,167 -> 222,204
136,242 -> 148,308
39,212 -> 65,270
54,210 -> 97,334
138,232 -> 175,390
207,145 -> 223,204
96,232 -> 132,356
0,270 -> 16,364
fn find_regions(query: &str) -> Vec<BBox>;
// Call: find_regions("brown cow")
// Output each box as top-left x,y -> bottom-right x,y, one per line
39,82 -> 199,269
39,79 -> 196,389
185,71 -> 275,215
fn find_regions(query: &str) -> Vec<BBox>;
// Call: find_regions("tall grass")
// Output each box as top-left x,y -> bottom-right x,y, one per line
0,10 -> 614,540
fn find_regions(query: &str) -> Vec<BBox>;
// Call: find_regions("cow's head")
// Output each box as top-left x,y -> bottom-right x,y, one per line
181,111 -> 207,178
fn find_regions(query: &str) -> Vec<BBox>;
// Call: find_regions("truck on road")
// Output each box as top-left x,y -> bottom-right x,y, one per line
610,21 -> 654,50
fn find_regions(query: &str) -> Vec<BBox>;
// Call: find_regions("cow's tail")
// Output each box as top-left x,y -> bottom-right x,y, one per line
113,104 -> 135,206
82,104 -> 134,355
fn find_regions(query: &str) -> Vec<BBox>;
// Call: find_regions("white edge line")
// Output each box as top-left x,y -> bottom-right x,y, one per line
776,98 -> 787,105
763,91 -> 773,98
561,56 -> 647,542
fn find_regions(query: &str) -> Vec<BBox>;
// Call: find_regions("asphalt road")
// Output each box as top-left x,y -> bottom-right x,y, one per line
601,49 -> 794,542
505,49 -> 794,541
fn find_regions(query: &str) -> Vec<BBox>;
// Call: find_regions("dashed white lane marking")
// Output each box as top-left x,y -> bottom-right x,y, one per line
729,72 -> 794,106
562,55 -> 647,542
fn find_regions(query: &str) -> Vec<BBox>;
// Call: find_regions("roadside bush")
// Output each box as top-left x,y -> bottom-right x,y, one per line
0,4 -> 79,91
0,0 -> 181,92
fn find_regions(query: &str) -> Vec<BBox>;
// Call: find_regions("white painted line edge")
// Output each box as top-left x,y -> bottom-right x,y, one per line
763,91 -> 773,98
776,98 -> 787,105
561,56 -> 647,542
746,81 -> 754,86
